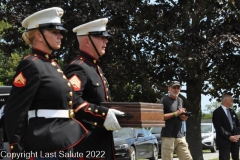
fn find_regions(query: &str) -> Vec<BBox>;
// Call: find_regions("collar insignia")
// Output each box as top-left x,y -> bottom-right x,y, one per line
45,54 -> 49,59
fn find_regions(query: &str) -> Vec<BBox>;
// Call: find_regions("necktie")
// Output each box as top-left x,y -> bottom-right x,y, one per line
226,108 -> 233,130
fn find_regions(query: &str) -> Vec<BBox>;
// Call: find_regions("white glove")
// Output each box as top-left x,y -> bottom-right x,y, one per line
104,109 -> 124,131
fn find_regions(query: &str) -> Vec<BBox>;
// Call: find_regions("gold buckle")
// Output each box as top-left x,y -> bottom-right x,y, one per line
69,109 -> 75,118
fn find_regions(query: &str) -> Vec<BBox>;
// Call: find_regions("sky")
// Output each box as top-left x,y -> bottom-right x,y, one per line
201,95 -> 217,112
180,85 -> 218,113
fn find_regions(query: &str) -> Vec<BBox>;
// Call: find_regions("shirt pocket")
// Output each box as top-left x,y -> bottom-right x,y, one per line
90,78 -> 102,88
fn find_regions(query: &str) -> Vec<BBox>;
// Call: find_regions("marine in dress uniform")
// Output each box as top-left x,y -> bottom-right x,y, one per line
64,18 -> 124,160
4,7 -> 87,160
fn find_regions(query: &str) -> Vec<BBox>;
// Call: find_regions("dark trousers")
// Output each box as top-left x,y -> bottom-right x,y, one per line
73,123 -> 114,160
219,143 -> 239,160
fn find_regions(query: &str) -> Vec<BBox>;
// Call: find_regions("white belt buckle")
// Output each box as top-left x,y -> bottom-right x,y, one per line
69,109 -> 75,119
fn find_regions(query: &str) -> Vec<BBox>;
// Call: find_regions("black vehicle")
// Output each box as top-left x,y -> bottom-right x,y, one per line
0,86 -> 11,142
0,86 -> 11,108
149,127 -> 162,156
0,86 -> 11,160
113,127 -> 158,160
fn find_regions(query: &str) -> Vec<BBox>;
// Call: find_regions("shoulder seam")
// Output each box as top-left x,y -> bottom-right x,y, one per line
23,54 -> 40,61
71,59 -> 84,65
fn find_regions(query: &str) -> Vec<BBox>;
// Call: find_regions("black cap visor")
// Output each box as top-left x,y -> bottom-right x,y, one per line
88,31 -> 110,37
29,23 -> 67,32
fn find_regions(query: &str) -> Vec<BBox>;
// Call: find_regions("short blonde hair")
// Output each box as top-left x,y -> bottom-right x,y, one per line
22,29 -> 38,45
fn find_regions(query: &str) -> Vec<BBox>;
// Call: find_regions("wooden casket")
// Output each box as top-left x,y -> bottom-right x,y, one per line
101,102 -> 165,127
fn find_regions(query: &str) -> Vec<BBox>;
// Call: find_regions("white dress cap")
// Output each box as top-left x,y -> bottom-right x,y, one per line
22,7 -> 66,30
73,18 -> 110,37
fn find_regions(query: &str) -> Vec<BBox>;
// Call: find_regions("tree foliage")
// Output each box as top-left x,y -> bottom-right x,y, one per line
0,53 -> 23,85
1,0 -> 240,159
203,101 -> 221,114
201,113 -> 212,120
237,110 -> 240,118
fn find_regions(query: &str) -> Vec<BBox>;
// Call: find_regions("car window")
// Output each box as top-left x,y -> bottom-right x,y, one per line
201,124 -> 212,133
135,128 -> 144,137
142,128 -> 150,136
113,127 -> 134,138
150,127 -> 162,134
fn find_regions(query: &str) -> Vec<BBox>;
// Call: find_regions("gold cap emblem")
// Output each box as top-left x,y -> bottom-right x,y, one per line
58,9 -> 63,17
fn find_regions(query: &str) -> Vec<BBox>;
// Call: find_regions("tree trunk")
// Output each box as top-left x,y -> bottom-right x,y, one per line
185,80 -> 204,160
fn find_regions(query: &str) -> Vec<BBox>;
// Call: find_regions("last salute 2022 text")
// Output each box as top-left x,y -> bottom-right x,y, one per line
0,150 -> 106,159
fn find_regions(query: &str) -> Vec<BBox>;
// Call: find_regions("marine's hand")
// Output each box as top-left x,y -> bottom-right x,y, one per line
104,109 -> 124,130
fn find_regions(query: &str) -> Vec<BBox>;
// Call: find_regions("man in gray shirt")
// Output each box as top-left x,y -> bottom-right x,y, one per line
160,81 -> 192,160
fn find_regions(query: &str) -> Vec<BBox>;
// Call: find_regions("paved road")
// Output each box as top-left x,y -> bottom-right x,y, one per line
202,151 -> 219,160
158,150 -> 219,160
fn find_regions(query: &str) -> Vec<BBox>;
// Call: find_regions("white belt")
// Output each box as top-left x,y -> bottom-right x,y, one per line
28,109 -> 75,119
